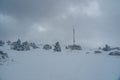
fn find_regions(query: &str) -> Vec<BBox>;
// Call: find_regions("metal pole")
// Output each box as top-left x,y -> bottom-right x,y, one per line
73,27 -> 75,45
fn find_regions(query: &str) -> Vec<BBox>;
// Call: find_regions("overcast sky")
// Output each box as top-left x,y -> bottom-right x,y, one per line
0,0 -> 120,48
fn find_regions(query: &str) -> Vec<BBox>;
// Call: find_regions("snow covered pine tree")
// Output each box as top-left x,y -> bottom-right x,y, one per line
53,42 -> 61,52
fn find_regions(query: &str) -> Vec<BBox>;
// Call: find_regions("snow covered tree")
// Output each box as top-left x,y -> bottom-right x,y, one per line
43,44 -> 52,50
11,39 -> 23,51
11,39 -> 32,51
22,41 -> 30,51
53,42 -> 61,52
0,40 -> 5,46
7,40 -> 11,45
102,44 -> 111,51
30,42 -> 39,49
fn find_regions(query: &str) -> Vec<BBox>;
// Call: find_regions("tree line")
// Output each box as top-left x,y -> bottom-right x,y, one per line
0,39 -> 62,52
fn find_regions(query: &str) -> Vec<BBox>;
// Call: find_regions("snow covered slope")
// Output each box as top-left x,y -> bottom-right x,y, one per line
0,47 -> 120,80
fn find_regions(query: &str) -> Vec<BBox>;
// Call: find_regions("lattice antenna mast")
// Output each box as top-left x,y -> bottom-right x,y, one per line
73,27 -> 75,45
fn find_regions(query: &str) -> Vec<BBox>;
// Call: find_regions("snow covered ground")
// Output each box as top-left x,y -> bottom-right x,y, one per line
0,47 -> 120,80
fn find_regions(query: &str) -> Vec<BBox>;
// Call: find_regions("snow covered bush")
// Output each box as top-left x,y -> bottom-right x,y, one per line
43,44 -> 52,50
94,50 -> 102,54
109,51 -> 120,56
66,44 -> 82,50
0,51 -> 8,64
11,39 -> 24,51
53,42 -> 61,52
6,40 -> 11,45
10,39 -> 40,51
102,44 -> 111,51
30,42 -> 39,49
0,40 -> 5,46
22,41 -> 30,51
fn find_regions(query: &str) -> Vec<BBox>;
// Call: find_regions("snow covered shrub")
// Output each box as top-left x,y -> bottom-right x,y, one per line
7,40 -> 11,45
0,40 -> 5,46
109,51 -> 120,56
102,44 -> 111,51
30,42 -> 39,49
10,39 -> 40,51
94,50 -> 102,54
0,51 -> 8,64
66,44 -> 82,50
53,42 -> 61,52
11,39 -> 24,51
43,44 -> 52,50
22,41 -> 30,51
11,39 -> 32,51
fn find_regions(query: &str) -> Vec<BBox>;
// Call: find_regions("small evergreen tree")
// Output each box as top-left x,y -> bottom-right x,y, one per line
53,42 -> 61,52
